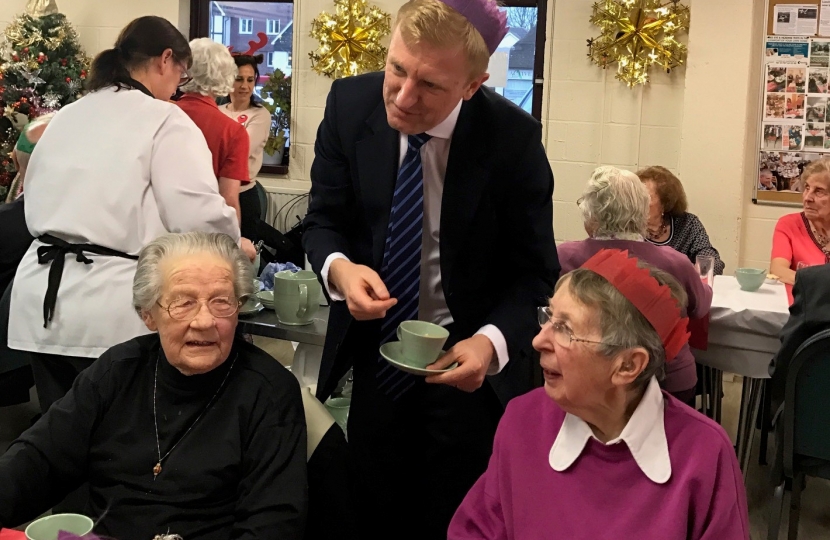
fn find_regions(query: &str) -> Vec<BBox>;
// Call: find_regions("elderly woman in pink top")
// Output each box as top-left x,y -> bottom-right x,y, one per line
555,166 -> 712,405
771,158 -> 830,303
449,250 -> 749,540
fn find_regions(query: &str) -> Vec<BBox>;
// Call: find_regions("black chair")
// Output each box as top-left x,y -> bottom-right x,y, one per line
767,328 -> 830,540
254,180 -> 269,222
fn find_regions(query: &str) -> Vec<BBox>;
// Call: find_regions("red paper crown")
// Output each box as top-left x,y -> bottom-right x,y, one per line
228,32 -> 269,56
581,249 -> 690,361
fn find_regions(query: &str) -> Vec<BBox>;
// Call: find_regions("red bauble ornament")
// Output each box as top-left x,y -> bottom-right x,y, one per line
12,55 -> 19,61
22,47 -> 29,53
37,57 -> 44,64
66,77 -> 72,83
60,59 -> 67,66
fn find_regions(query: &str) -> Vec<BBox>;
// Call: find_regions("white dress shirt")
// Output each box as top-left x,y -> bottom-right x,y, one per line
9,87 -> 240,357
548,377 -> 672,484
321,100 -> 509,373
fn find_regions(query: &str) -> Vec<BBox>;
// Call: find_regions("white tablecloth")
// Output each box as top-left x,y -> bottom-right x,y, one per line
692,275 -> 791,379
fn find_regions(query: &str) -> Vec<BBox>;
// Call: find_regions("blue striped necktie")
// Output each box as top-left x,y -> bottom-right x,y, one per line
376,133 -> 432,399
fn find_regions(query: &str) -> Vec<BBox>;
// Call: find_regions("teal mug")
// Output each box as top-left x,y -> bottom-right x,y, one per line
273,270 -> 322,325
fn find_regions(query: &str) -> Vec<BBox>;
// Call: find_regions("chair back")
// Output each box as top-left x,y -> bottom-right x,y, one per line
784,328 -> 830,476
254,180 -> 268,222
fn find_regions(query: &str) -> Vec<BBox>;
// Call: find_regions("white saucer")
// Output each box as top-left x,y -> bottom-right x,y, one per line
379,341 -> 458,376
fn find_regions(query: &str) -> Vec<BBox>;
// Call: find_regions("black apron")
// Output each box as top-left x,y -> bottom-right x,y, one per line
36,233 -> 138,328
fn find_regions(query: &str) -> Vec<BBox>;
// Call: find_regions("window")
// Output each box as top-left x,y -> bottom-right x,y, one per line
487,1 -> 547,120
191,0 -> 295,175
210,15 -> 226,43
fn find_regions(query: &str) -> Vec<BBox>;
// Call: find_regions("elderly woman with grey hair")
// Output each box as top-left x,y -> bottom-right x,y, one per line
556,166 -> 712,404
450,250 -> 748,539
177,38 -> 251,223
0,232 -> 307,540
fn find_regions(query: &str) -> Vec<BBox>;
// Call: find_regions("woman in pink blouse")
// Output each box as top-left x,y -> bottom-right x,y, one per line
449,250 -> 749,540
770,158 -> 830,303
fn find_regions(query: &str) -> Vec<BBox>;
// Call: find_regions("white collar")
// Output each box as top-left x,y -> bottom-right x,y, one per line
591,233 -> 645,242
548,377 -> 671,484
425,99 -> 462,140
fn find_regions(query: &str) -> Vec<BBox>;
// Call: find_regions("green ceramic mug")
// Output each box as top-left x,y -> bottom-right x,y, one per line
273,270 -> 322,325
396,320 -> 449,368
25,513 -> 94,540
324,396 -> 351,434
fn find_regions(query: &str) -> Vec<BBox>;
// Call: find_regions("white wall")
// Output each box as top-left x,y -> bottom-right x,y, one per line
0,0 -> 784,270
542,0 -> 687,243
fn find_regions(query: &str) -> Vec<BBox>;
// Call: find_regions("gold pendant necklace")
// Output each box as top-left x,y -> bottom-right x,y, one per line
152,352 -> 237,478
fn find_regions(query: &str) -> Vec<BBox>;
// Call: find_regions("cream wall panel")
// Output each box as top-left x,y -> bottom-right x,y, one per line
605,84 -> 643,125
601,124 -> 639,165
678,0 -> 755,274
639,126 -> 681,169
641,84 -> 685,127
739,0 -> 792,269
550,161 -> 601,203
548,81 -> 606,123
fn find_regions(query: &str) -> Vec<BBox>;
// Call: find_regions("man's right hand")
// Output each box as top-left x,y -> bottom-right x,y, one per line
329,259 -> 397,320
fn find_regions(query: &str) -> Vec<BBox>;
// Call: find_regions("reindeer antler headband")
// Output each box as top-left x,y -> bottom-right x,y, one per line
228,31 -> 269,56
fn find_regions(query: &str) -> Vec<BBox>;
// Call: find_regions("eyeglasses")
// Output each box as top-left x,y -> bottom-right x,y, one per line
537,306 -> 606,349
158,295 -> 242,321
177,62 -> 192,87
178,72 -> 192,87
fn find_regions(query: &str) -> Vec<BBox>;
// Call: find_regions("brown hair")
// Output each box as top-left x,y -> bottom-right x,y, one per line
395,0 -> 491,78
636,165 -> 688,217
232,54 -> 264,108
555,261 -> 688,390
86,16 -> 191,93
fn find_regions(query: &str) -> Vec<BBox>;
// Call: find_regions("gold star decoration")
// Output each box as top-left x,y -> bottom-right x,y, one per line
587,0 -> 689,87
309,0 -> 391,79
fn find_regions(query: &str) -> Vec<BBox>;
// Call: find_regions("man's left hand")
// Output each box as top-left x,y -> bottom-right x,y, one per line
425,335 -> 495,392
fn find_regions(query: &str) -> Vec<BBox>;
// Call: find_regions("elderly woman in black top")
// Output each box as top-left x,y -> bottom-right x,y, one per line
638,166 -> 726,275
0,231 -> 306,539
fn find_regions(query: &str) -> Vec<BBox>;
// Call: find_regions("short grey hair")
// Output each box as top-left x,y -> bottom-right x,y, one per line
132,232 -> 253,314
578,166 -> 649,237
179,38 -> 236,96
555,261 -> 688,392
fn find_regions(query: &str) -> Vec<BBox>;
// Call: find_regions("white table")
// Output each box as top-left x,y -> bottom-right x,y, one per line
693,275 -> 790,378
691,275 -> 790,476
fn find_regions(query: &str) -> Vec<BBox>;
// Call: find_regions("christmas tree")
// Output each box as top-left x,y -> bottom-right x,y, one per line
0,0 -> 89,201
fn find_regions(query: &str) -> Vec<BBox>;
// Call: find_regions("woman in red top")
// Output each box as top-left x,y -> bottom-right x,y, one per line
771,158 -> 830,303
176,38 -> 250,225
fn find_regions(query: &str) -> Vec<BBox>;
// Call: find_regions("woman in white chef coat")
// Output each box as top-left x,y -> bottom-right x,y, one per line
8,15 -> 256,415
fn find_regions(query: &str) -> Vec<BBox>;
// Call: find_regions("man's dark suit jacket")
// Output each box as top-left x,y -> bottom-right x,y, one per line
770,264 -> 830,416
303,72 -> 559,403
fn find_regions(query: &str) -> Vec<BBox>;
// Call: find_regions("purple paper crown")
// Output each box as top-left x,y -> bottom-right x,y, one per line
439,0 -> 508,55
